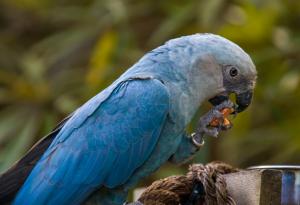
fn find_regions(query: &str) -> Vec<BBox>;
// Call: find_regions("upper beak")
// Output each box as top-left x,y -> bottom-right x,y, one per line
236,90 -> 253,113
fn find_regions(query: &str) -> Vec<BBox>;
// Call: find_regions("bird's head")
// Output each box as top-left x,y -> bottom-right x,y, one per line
165,34 -> 257,113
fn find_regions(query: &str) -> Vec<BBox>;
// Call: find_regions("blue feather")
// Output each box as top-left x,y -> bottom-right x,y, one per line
9,34 -> 257,205
13,79 -> 170,205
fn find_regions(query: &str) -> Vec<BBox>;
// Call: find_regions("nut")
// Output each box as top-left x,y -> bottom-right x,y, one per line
209,107 -> 234,127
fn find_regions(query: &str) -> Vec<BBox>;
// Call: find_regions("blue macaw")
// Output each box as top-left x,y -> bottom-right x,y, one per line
0,34 -> 257,205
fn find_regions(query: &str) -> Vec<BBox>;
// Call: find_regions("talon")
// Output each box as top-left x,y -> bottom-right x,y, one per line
198,109 -> 222,128
196,100 -> 235,138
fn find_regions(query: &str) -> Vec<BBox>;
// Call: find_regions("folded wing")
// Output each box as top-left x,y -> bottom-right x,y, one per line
13,78 -> 170,205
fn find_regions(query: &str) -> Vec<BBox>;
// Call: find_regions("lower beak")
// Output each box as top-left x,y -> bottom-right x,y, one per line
236,90 -> 253,113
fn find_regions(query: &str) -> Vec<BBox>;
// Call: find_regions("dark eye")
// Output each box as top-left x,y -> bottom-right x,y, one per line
229,66 -> 238,77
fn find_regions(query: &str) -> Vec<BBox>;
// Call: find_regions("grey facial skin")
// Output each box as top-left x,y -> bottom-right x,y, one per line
210,64 -> 256,113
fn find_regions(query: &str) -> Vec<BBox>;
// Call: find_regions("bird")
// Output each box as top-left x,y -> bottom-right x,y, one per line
0,33 -> 257,205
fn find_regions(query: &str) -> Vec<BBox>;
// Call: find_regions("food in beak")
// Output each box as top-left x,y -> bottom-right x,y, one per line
209,107 -> 235,129
209,90 -> 253,113
208,90 -> 253,129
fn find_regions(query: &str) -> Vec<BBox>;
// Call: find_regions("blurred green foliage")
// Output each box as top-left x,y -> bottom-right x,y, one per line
0,0 -> 300,186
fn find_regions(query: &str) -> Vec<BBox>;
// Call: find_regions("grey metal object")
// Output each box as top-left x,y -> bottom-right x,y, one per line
224,169 -> 282,205
122,166 -> 300,205
248,165 -> 300,205
249,165 -> 300,170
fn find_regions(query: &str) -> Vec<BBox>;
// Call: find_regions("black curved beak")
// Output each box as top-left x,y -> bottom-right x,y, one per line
236,91 -> 253,113
209,90 -> 253,113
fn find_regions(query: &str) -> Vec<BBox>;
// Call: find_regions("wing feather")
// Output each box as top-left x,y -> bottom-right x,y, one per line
13,78 -> 170,205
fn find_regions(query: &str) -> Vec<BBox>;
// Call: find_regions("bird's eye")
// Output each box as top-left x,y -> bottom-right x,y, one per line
229,66 -> 238,77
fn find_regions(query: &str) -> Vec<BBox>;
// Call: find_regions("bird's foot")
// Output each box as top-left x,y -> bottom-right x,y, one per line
196,100 -> 235,138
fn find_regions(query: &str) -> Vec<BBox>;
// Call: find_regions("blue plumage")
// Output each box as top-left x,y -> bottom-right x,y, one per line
9,33 -> 257,205
14,79 -> 169,204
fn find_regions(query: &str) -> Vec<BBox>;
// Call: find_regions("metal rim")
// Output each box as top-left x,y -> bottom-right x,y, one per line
248,165 -> 300,170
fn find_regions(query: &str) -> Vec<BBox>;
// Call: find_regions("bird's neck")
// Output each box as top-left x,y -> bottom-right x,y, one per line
122,47 -> 223,127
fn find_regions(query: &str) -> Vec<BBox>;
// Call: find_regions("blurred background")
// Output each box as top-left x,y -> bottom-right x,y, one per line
0,0 -> 300,191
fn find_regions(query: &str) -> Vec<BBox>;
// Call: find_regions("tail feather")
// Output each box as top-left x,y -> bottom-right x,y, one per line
0,116 -> 70,203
